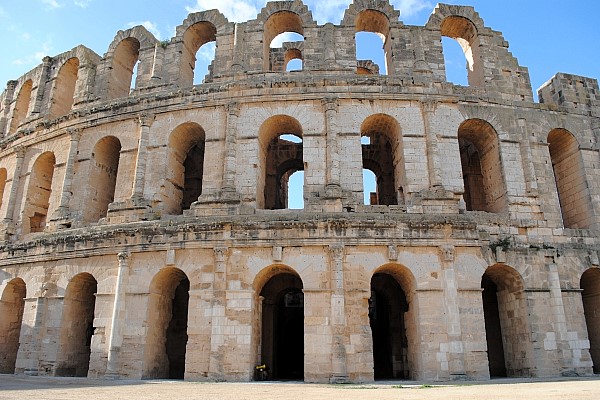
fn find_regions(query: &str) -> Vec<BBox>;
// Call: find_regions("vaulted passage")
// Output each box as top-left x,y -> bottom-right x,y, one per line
50,57 -> 79,118
108,38 -> 140,99
144,268 -> 190,379
55,273 -> 97,377
0,278 -> 26,374
481,265 -> 531,377
84,136 -> 121,222
581,268 -> 600,373
260,272 -> 304,380
370,272 -> 409,379
10,79 -> 32,133
24,152 -> 56,233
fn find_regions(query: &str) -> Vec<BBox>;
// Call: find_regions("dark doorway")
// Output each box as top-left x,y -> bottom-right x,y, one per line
481,274 -> 507,377
182,143 -> 205,210
260,273 -> 304,380
581,268 -> 600,373
369,273 -> 409,379
166,277 -> 190,379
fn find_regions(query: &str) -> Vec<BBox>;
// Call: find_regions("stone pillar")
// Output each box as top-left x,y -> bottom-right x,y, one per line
208,246 -> 228,380
439,245 -> 466,379
222,103 -> 240,195
48,128 -> 82,228
323,98 -> 341,191
517,118 -> 538,193
131,114 -> 154,200
1,146 -> 26,237
421,100 -> 442,188
31,56 -> 52,115
15,290 -> 48,375
328,244 -> 348,383
0,80 -> 17,136
105,252 -> 130,379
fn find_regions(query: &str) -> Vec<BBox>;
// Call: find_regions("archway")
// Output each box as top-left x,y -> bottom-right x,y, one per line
369,266 -> 414,380
143,267 -> 190,379
259,270 -> 304,380
24,152 -> 56,233
581,268 -> 600,373
107,38 -> 140,99
0,278 -> 26,373
440,16 -> 483,87
10,79 -> 32,133
355,10 -> 390,75
84,136 -> 121,223
50,57 -> 79,118
55,273 -> 97,377
181,21 -> 217,85
481,264 -> 531,377
263,11 -> 304,72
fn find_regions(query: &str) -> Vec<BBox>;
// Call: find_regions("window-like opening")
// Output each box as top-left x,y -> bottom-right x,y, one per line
84,136 -> 121,223
264,12 -> 304,71
0,278 -> 26,374
143,268 -> 190,379
287,170 -> 304,209
441,37 -> 468,85
440,16 -> 483,86
481,264 -> 532,377
165,123 -> 206,215
181,21 -> 217,86
581,268 -> 600,373
361,114 -> 403,206
55,273 -> 97,377
284,48 -> 303,72
130,60 -> 140,92
363,169 -> 377,205
547,128 -> 592,229
50,57 -> 79,118
107,38 -> 140,99
24,152 -> 56,233
458,119 -> 506,213
355,10 -> 390,75
258,116 -> 304,210
10,79 -> 33,133
259,272 -> 304,380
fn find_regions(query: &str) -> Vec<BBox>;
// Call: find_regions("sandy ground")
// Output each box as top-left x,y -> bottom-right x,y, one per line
1,375 -> 600,400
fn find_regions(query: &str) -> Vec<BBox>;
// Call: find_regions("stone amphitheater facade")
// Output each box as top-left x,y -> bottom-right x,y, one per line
0,0 -> 599,383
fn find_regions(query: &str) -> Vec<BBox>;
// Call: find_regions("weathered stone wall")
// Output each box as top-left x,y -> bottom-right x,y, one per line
0,0 -> 599,384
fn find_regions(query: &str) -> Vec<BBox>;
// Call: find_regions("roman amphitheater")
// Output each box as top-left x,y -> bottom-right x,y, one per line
0,0 -> 599,383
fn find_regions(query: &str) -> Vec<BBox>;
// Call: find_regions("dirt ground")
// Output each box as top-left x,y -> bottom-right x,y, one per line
1,375 -> 599,400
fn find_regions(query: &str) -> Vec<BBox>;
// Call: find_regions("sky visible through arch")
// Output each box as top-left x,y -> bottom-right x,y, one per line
0,1 -> 598,208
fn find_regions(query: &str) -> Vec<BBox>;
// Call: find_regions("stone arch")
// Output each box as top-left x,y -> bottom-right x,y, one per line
23,151 -> 56,233
0,278 -> 26,374
458,118 -> 507,213
10,79 -> 33,133
263,11 -> 305,71
49,57 -> 79,118
481,264 -> 533,377
84,136 -> 122,223
258,115 -> 304,210
341,0 -> 400,26
361,113 -> 403,205
165,122 -> 206,215
254,264 -> 304,380
143,267 -> 190,380
370,263 -> 416,380
580,267 -> 600,373
55,273 -> 97,377
547,128 -> 592,229
106,37 -> 140,99
355,10 -> 391,75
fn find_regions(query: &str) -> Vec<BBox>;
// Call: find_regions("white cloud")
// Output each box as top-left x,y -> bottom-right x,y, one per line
309,0 -> 349,24
73,0 -> 92,7
127,21 -> 162,40
394,0 -> 433,18
42,0 -> 64,9
22,32 -> 31,40
12,41 -> 53,67
197,41 -> 216,62
186,0 -> 259,23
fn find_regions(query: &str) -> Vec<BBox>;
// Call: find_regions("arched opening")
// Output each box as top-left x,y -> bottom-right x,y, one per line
362,168 -> 377,205
440,16 -> 483,87
458,119 -> 507,213
259,270 -> 304,380
84,136 -> 121,223
10,79 -> 33,133
0,278 -> 26,374
581,268 -> 600,373
369,266 -> 414,380
264,12 -> 304,71
165,123 -> 205,215
24,152 -> 56,233
55,273 -> 97,377
50,57 -> 79,118
107,38 -> 140,99
0,168 -> 7,212
441,37 -> 468,85
361,114 -> 403,206
547,128 -> 592,229
143,267 -> 190,380
481,264 -> 531,377
181,21 -> 217,85
283,47 -> 303,72
258,116 -> 304,210
355,10 -> 390,75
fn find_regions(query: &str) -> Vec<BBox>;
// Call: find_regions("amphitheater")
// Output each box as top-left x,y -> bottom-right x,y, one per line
0,0 -> 599,383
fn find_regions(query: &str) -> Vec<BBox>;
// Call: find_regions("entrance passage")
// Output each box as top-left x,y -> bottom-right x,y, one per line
481,275 -> 507,377
260,273 -> 304,380
581,268 -> 600,373
0,278 -> 26,373
369,273 -> 409,379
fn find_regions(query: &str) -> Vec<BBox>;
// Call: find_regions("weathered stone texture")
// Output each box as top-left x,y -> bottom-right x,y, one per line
0,0 -> 599,384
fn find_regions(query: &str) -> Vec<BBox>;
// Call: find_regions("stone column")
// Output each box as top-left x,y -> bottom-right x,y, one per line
517,118 -> 538,193
31,56 -> 52,115
323,98 -> 341,191
209,246 -> 228,380
0,80 -> 17,136
439,245 -> 466,379
105,252 -> 130,379
328,244 -> 348,383
222,103 -> 240,196
49,128 -> 82,227
421,100 -> 442,188
131,114 -> 153,200
15,288 -> 48,375
1,146 -> 26,236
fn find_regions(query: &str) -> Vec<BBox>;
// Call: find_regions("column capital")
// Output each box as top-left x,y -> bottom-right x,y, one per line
66,127 -> 83,141
14,145 -> 26,158
226,102 -> 240,117
322,97 -> 339,112
328,244 -> 344,261
117,251 -> 130,265
214,246 -> 228,262
137,113 -> 155,128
